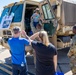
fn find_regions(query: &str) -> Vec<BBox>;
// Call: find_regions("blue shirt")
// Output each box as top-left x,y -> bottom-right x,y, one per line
32,13 -> 40,22
8,37 -> 30,65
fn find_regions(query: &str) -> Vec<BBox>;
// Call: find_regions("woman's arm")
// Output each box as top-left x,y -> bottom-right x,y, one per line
53,55 -> 57,72
30,32 -> 39,40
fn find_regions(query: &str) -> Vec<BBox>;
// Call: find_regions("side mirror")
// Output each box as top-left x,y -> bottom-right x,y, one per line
52,4 -> 59,10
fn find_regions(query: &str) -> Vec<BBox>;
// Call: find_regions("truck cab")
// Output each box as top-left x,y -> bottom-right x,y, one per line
1,0 -> 76,50
0,0 -> 58,50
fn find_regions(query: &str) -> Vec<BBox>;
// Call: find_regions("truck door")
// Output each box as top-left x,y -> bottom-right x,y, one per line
39,0 -> 58,36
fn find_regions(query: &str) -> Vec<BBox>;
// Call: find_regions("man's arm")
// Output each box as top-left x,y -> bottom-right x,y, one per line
67,48 -> 74,57
22,30 -> 30,39
22,30 -> 39,40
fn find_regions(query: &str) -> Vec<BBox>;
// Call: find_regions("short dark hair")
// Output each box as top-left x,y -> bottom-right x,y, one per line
13,27 -> 21,34
73,25 -> 76,30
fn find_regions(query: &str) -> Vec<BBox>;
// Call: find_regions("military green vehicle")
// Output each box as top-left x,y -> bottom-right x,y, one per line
0,0 -> 75,51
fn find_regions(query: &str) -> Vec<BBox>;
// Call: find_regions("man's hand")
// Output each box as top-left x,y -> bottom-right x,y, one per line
21,30 -> 30,40
21,30 -> 32,45
21,30 -> 27,37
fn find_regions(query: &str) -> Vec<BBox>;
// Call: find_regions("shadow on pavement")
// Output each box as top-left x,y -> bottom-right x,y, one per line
0,47 -> 71,75
57,47 -> 71,74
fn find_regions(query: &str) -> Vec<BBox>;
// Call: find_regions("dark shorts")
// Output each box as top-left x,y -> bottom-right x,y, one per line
12,64 -> 27,75
33,22 -> 39,28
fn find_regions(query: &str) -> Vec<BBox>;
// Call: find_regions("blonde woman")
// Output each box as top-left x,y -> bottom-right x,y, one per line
22,30 -> 57,75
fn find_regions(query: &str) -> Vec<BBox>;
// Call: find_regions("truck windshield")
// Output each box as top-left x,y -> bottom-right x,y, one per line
0,4 -> 23,23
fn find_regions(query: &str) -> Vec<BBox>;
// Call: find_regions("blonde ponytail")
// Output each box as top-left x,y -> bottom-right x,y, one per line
39,31 -> 49,46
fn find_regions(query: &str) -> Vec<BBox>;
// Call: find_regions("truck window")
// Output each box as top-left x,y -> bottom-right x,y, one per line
11,4 -> 23,22
42,3 -> 54,20
0,4 -> 23,23
0,8 -> 10,23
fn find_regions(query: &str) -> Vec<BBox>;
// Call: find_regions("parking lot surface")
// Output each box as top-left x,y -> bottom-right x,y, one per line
0,45 -> 72,75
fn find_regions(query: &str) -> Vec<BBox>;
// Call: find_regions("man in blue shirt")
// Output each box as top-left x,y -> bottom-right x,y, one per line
8,27 -> 30,75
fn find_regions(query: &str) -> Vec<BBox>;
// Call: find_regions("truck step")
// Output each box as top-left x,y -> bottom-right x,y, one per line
0,63 -> 12,75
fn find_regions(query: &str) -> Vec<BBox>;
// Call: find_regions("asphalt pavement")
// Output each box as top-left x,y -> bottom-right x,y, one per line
0,45 -> 72,75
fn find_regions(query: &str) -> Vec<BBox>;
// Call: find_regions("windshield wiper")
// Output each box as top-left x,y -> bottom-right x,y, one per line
8,2 -> 17,15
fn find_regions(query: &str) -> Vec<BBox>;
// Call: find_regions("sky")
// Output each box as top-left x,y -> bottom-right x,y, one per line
0,0 -> 20,16
0,0 -> 43,16
0,0 -> 76,16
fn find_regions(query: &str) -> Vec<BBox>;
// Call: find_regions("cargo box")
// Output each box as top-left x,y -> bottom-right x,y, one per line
61,1 -> 76,26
